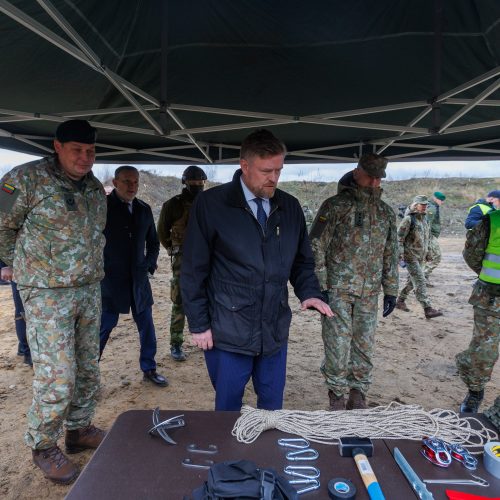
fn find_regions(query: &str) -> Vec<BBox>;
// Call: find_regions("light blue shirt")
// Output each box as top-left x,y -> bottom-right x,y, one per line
240,177 -> 270,218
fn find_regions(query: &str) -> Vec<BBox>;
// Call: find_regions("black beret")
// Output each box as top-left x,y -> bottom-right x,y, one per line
55,120 -> 97,144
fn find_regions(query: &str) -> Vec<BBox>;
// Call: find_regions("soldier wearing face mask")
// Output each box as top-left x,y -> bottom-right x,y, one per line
158,166 -> 207,361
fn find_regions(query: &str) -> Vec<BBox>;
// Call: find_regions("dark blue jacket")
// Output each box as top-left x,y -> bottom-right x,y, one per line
101,190 -> 159,314
181,169 -> 322,356
465,198 -> 493,230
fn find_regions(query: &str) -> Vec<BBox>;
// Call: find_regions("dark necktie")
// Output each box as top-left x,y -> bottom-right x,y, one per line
253,197 -> 267,228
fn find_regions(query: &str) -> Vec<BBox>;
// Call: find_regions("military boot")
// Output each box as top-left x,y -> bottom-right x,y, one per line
32,446 -> 79,484
395,298 -> 410,312
346,389 -> 367,410
459,389 -> 484,413
328,390 -> 345,411
65,424 -> 106,454
424,307 -> 443,319
170,345 -> 187,362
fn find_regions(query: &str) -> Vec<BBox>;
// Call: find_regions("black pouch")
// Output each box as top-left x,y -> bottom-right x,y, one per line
191,459 -> 298,500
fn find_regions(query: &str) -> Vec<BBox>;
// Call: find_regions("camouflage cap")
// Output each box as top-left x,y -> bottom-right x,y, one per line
358,153 -> 388,178
413,195 -> 429,205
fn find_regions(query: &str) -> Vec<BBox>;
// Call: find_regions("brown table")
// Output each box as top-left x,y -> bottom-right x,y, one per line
66,410 -> 500,499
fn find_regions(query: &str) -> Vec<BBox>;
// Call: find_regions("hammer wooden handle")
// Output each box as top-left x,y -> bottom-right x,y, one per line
353,450 -> 386,500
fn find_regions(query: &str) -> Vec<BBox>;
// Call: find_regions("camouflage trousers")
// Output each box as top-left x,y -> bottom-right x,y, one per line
423,235 -> 442,279
484,395 -> 500,432
321,291 -> 379,397
19,283 -> 101,450
170,254 -> 185,347
399,258 -> 431,308
455,306 -> 500,392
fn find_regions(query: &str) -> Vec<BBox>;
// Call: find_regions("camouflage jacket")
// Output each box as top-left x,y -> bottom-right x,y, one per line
398,209 -> 429,262
463,217 -> 500,316
426,199 -> 441,238
0,156 -> 106,288
310,172 -> 399,297
157,188 -> 194,254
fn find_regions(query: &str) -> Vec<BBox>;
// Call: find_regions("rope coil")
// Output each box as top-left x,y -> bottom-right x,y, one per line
231,402 -> 498,453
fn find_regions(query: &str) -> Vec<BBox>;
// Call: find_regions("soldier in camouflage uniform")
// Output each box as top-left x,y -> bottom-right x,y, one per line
423,191 -> 446,286
0,120 -> 107,484
158,166 -> 207,361
484,396 -> 500,433
310,153 -> 399,411
456,209 -> 500,413
395,195 -> 443,319
302,205 -> 314,231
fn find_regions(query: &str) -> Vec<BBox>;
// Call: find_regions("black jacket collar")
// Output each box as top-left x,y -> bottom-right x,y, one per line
227,168 -> 284,210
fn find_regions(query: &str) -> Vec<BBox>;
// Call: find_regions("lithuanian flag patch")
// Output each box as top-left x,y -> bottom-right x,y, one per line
1,182 -> 16,194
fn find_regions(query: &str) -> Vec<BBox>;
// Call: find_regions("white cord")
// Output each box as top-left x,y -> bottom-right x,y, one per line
231,402 -> 498,453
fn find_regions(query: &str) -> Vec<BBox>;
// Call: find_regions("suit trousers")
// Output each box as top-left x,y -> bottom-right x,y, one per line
204,345 -> 288,411
100,303 -> 157,372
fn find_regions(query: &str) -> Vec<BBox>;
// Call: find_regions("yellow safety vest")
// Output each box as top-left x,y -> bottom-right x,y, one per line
468,203 -> 491,215
479,210 -> 500,285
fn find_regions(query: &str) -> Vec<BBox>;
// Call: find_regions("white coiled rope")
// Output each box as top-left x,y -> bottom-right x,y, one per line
231,402 -> 498,453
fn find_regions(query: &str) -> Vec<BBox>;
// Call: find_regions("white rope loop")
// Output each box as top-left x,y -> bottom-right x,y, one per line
231,402 -> 498,453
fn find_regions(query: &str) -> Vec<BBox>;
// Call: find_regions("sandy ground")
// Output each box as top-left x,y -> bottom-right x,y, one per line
0,237 -> 498,498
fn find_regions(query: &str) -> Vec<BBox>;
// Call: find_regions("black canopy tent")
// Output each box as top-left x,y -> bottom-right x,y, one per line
0,0 -> 500,165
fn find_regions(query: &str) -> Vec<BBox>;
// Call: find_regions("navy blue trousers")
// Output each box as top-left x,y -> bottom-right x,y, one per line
99,304 -> 157,372
11,281 -> 30,356
204,345 -> 288,411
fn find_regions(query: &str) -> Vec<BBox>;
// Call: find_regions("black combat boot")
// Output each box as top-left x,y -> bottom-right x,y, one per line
459,389 -> 484,413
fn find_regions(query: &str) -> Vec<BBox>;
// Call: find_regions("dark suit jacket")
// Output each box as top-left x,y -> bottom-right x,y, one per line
101,190 -> 159,314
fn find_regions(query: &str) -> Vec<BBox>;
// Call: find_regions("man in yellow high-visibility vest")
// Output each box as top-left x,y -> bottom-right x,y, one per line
456,209 -> 500,413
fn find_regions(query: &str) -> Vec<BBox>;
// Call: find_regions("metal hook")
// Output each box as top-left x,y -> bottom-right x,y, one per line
187,443 -> 218,454
286,448 -> 319,461
284,465 -> 320,479
424,474 -> 489,487
182,458 -> 215,470
297,480 -> 320,495
278,438 -> 310,449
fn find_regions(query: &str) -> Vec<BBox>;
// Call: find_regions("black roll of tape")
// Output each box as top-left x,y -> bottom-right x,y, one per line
328,478 -> 357,499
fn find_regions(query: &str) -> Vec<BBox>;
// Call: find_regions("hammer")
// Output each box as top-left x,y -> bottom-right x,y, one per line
339,437 -> 386,500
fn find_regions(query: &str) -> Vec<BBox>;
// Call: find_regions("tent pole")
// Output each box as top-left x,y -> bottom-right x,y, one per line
160,0 -> 169,134
431,0 -> 443,133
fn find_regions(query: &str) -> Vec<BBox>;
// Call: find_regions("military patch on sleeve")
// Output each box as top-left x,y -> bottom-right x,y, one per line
309,214 -> 328,239
0,182 -> 20,213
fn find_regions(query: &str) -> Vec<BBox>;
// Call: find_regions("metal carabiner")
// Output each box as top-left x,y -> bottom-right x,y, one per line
297,480 -> 320,495
284,465 -> 320,479
278,438 -> 310,449
286,448 -> 319,461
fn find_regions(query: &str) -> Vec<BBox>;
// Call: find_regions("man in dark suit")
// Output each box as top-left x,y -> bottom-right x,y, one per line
99,166 -> 167,386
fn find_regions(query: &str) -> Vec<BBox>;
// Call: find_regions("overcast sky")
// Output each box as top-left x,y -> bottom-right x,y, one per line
0,149 -> 498,183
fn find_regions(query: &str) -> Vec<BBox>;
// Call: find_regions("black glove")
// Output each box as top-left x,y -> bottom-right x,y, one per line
383,295 -> 397,317
321,290 -> 329,304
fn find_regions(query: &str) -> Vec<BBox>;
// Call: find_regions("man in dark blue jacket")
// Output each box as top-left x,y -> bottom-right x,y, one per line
181,129 -> 333,410
465,191 -> 499,229
99,166 -> 167,386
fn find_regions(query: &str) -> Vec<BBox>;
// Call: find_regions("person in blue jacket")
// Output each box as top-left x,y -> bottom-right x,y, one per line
99,166 -> 168,387
0,259 -> 31,366
181,129 -> 333,411
465,190 -> 499,229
